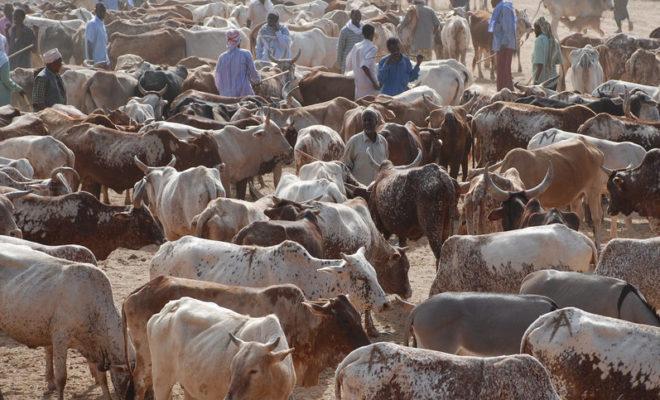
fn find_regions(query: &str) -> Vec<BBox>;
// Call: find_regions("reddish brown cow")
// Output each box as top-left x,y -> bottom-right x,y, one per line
108,29 -> 187,66
603,149 -> 660,219
468,10 -> 495,80
297,70 -> 355,106
559,16 -> 605,36
426,106 -> 473,180
378,122 -> 442,167
232,210 -> 324,258
122,277 -> 369,398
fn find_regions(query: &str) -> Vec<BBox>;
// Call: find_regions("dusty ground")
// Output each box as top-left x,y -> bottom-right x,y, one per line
1,0 -> 659,398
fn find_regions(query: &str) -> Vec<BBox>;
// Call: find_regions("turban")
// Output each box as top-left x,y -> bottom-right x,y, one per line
226,29 -> 241,49
42,48 -> 62,64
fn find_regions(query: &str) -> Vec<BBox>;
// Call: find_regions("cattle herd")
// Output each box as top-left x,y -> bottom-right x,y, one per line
0,0 -> 659,399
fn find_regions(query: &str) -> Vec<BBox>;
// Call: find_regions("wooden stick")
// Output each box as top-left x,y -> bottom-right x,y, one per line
8,44 -> 34,60
260,69 -> 290,82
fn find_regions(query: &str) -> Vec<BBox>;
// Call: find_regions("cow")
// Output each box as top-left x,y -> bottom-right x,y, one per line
232,210 -> 324,258
0,190 -> 31,238
441,15 -> 471,64
290,28 -> 338,69
119,86 -> 168,124
273,174 -> 347,203
0,235 -> 96,265
191,197 -> 269,242
522,307 -> 660,400
603,149 -> 660,220
593,80 -> 659,99
578,113 -> 660,150
411,66 -> 465,105
147,298 -> 295,400
298,161 -> 359,196
520,270 -> 660,326
426,107 -> 472,180
623,48 -> 660,86
137,64 -> 187,103
108,29 -> 187,66
0,136 -> 74,179
471,102 -> 596,166
405,293 -> 558,355
149,237 -> 389,317
0,113 -> 48,141
254,97 -> 359,134
132,156 -> 225,240
61,69 -> 139,114
296,70 -> 354,105
540,0 -> 614,36
597,33 -> 660,81
122,277 -> 368,399
9,191 -> 164,260
515,198 -> 581,231
0,156 -> 34,178
0,243 -> 131,400
178,27 -> 252,61
596,237 -> 660,309
559,15 -> 604,36
570,45 -> 604,93
429,224 -> 597,296
335,342 -> 560,400
294,125 -> 345,172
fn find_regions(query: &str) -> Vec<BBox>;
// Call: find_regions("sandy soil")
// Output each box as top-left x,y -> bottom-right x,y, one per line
1,0 -> 659,398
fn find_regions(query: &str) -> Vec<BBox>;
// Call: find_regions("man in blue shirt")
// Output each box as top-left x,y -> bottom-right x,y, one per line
488,0 -> 517,90
85,3 -> 109,69
377,38 -> 422,96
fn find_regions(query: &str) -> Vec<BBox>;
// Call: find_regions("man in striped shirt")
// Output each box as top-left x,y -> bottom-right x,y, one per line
337,10 -> 363,73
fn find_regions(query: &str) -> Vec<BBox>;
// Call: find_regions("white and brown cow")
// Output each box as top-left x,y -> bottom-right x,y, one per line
570,45 -> 604,94
274,173 -> 347,203
147,297 -> 295,400
191,197 -> 269,242
298,161 -> 357,196
335,342 -> 560,399
577,113 -> 660,151
294,125 -> 345,172
429,224 -> 597,296
522,307 -> 660,400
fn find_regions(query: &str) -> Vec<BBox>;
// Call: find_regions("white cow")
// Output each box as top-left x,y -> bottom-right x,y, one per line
522,307 -> 660,399
593,79 -> 660,98
191,197 -> 269,242
188,2 -> 231,22
0,136 -> 74,179
415,65 -> 465,105
119,91 -> 168,124
298,161 -> 354,195
273,0 -> 327,22
202,15 -> 240,28
570,45 -> 604,93
392,85 -> 444,105
138,121 -> 206,139
440,16 -> 471,65
133,156 -> 226,240
294,125 -> 345,172
148,298 -> 295,400
430,224 -> 597,296
419,59 -> 473,87
0,156 -> 34,178
335,342 -> 560,400
274,173 -> 347,203
290,28 -> 337,69
150,237 -> 388,314
0,243 -> 130,400
178,27 -> 251,60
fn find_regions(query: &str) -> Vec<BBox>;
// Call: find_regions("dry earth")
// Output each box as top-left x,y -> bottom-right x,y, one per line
1,0 -> 659,398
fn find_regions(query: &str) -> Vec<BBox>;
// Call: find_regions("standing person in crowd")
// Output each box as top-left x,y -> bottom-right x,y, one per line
337,9 -> 363,73
0,32 -> 25,106
378,38 -> 422,96
343,108 -> 389,185
32,48 -> 66,111
531,17 -> 561,89
215,29 -> 261,97
85,3 -> 110,69
247,0 -> 273,28
7,8 -> 35,69
412,0 -> 440,60
488,0 -> 517,90
0,4 -> 13,38
255,13 -> 291,61
613,0 -> 632,33
346,24 -> 379,99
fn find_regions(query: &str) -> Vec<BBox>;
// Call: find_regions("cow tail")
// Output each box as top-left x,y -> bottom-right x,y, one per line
231,226 -> 248,245
191,207 -> 213,238
121,303 -> 136,400
402,308 -> 416,347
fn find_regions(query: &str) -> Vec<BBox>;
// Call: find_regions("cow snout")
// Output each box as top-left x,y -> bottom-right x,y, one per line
9,229 -> 22,238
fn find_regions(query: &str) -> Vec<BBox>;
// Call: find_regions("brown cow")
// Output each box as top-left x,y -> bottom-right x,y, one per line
597,34 -> 660,80
378,122 -> 441,167
603,149 -> 660,219
108,29 -> 187,66
122,277 -> 369,399
232,210 -> 324,257
559,15 -> 605,36
357,95 -> 442,127
296,70 -> 355,106
426,105 -> 473,180
623,49 -> 660,86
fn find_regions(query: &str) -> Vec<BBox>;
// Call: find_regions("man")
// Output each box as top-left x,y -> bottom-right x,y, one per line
346,24 -> 379,99
100,0 -> 119,11
247,0 -> 273,28
531,17 -> 560,88
378,38 -> 422,96
7,8 -> 35,69
85,3 -> 109,69
613,0 -> 632,33
343,108 -> 388,185
412,0 -> 440,60
337,9 -> 363,73
489,0 -> 517,90
255,13 -> 291,61
215,29 -> 261,97
32,48 -> 66,111
0,4 -> 13,38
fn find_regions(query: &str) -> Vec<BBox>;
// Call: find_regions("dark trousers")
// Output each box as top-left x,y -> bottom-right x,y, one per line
496,48 -> 514,91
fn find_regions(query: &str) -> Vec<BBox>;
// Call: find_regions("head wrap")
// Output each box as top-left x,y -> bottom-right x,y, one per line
226,29 -> 241,50
42,48 -> 62,64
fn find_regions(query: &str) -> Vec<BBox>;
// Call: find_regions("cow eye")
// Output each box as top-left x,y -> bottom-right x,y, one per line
249,369 -> 258,375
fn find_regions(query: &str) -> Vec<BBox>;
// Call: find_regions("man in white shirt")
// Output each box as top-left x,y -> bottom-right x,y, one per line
247,0 -> 273,28
343,108 -> 389,185
345,24 -> 379,99
255,13 -> 291,61
85,3 -> 109,68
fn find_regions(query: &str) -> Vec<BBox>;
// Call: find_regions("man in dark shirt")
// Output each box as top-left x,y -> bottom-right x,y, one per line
32,48 -> 66,111
7,8 -> 35,69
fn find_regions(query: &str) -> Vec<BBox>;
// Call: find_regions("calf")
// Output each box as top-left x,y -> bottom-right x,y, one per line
123,277 -> 368,398
335,342 -> 560,400
191,197 -> 268,242
522,308 -> 660,400
441,15 -> 471,64
430,224 -> 597,296
147,298 -> 295,400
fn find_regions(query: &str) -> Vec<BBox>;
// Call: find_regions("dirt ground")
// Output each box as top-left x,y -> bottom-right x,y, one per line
1,0 -> 659,398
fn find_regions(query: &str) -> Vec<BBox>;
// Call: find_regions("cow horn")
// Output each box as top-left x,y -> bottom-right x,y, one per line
483,164 -> 510,202
156,83 -> 168,97
4,189 -> 32,200
394,149 -> 422,170
133,178 -> 146,209
600,165 -> 614,175
50,167 -> 80,191
137,80 -> 147,96
523,163 -> 554,199
166,155 -> 177,168
457,181 -> 471,194
264,108 -> 271,126
134,156 -> 151,174
264,336 -> 281,351
291,48 -> 301,64
422,94 -> 442,109
54,172 -> 72,194
228,332 -> 245,347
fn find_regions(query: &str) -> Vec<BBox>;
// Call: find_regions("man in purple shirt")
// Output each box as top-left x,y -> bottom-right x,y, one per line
214,29 -> 261,97
489,0 -> 517,91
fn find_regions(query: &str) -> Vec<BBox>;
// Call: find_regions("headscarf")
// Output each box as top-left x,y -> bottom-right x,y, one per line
226,29 -> 241,50
534,17 -> 559,76
42,48 -> 62,64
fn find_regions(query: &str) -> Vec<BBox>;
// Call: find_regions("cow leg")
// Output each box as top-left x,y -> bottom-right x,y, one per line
133,340 -> 154,400
51,337 -> 69,400
609,214 -> 619,238
516,46 -> 523,73
364,310 -> 380,337
45,346 -> 56,392
124,189 -> 132,206
273,163 -> 283,187
235,178 -> 248,200
83,181 -> 102,200
586,193 -> 604,249
87,362 -> 112,400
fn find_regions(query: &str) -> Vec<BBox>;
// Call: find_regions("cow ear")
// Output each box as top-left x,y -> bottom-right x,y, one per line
269,347 -> 294,363
488,208 -> 504,221
302,301 -> 331,316
228,333 -> 245,347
